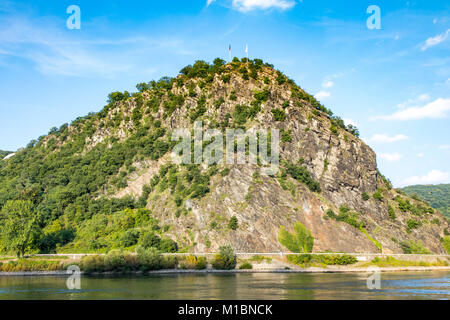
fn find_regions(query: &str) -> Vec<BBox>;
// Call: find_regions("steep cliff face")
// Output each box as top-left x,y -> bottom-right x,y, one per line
106,61 -> 448,254
1,58 -> 448,254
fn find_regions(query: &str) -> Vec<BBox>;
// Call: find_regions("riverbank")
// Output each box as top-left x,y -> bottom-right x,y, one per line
1,251 -> 449,276
1,266 -> 450,276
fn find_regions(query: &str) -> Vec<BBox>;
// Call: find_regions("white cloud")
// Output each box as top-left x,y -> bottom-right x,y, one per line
322,80 -> 334,88
397,94 -> 430,109
369,134 -> 409,143
343,118 -> 357,127
0,16 -> 190,77
439,145 -> 450,150
231,0 -> 297,12
206,0 -> 216,6
400,170 -> 450,187
373,98 -> 450,121
421,29 -> 450,51
379,153 -> 403,162
417,152 -> 424,158
314,91 -> 330,100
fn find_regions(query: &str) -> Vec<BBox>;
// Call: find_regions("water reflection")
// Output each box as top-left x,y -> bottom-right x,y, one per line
0,271 -> 448,300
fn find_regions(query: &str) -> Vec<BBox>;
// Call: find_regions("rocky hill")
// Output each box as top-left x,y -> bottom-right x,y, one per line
0,58 -> 448,255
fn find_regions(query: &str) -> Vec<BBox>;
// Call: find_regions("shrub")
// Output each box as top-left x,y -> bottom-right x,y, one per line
271,108 -> 287,121
139,232 -> 161,249
388,205 -> 396,220
120,229 -> 140,247
373,190 -> 383,201
278,222 -> 314,253
105,250 -> 127,271
287,254 -> 357,266
228,216 -> 238,230
407,219 -> 421,231
211,245 -> 237,270
182,255 -> 207,270
400,240 -> 430,254
443,236 -> 450,254
136,246 -> 163,271
362,192 -> 370,201
239,262 -> 253,270
159,238 -> 178,253
284,162 -> 321,193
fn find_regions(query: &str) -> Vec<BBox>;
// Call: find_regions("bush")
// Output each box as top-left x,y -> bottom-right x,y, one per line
228,216 -> 238,230
182,255 -> 207,270
211,245 -> 237,270
400,240 -> 430,254
284,162 -> 321,193
239,262 -> 253,270
407,219 -> 421,231
271,108 -> 287,121
136,246 -> 163,271
443,236 -> 450,254
278,222 -> 314,253
362,192 -> 370,201
120,229 -> 140,247
373,190 -> 383,201
287,254 -> 357,266
388,205 -> 396,220
159,238 -> 178,253
139,232 -> 161,249
105,250 -> 127,271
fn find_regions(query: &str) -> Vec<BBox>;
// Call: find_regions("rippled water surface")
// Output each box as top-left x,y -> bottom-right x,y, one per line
0,271 -> 449,300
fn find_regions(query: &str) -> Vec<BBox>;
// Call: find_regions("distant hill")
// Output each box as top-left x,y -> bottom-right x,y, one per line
401,184 -> 450,219
0,150 -> 12,159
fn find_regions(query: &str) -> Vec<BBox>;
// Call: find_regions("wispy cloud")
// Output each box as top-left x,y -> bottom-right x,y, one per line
379,152 -> 403,162
315,90 -> 330,100
439,145 -> 450,150
322,80 -> 334,88
207,0 -> 297,12
399,170 -> 450,187
397,94 -> 430,109
421,29 -> 450,51
369,134 -> 409,143
373,98 -> 450,121
0,16 -> 190,78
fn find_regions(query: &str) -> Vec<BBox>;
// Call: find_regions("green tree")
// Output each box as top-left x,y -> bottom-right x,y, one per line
228,216 -> 238,230
278,222 -> 314,253
0,200 -> 38,257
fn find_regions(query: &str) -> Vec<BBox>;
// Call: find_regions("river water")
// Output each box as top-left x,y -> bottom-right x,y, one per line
0,271 -> 449,300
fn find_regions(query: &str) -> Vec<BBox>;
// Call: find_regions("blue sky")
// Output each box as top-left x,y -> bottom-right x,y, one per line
0,0 -> 449,187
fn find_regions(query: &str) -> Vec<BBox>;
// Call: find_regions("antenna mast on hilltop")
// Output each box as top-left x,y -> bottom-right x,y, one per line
228,44 -> 232,62
245,44 -> 248,60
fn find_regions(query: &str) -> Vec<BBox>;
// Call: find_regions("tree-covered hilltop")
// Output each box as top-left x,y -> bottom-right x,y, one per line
401,184 -> 450,219
0,150 -> 12,159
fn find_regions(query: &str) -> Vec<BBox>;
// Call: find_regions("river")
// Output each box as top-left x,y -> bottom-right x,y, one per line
0,271 -> 449,300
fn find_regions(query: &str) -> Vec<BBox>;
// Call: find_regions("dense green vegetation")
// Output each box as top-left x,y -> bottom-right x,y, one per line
401,184 -> 450,218
287,254 -> 357,267
278,222 -> 314,253
0,57 -> 361,256
211,245 -> 237,270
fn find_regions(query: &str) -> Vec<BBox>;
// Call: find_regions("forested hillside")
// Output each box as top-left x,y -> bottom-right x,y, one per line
401,184 -> 450,219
